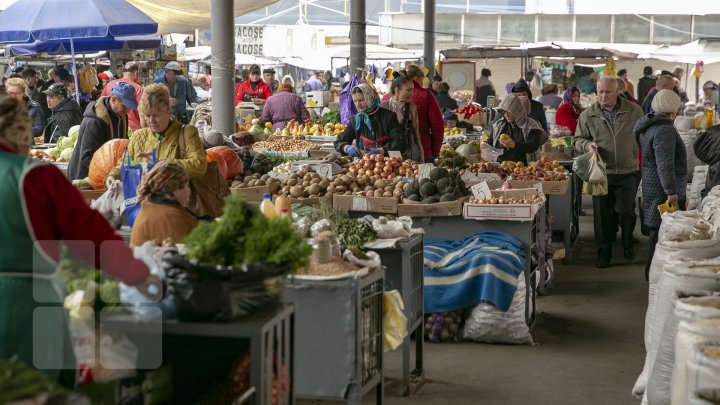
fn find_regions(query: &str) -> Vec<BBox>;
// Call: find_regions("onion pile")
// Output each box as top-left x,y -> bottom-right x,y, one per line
425,311 -> 463,343
461,162 -> 510,177
348,155 -> 418,179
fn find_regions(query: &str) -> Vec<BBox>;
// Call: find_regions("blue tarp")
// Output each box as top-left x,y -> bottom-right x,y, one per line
423,231 -> 526,313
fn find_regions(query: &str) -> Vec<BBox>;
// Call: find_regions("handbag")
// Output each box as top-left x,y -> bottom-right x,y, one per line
178,125 -> 230,218
121,149 -> 156,227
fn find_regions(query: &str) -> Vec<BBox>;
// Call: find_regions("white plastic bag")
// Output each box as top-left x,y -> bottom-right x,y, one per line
462,272 -> 533,345
372,217 -> 410,239
342,249 -> 381,269
635,256 -> 720,399
572,150 -> 594,182
94,334 -> 138,383
647,294 -> 720,405
119,242 -> 175,319
673,319 -> 720,404
383,290 -> 408,352
480,142 -> 504,163
588,152 -> 606,184
90,179 -> 124,229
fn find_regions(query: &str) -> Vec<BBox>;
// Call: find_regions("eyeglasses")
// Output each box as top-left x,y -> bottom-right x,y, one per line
6,91 -> 23,97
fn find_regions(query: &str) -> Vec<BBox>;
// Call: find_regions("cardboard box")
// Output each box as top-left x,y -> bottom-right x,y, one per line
274,194 -> 332,206
398,196 -> 468,217
76,374 -> 145,405
463,189 -> 545,222
457,111 -> 485,126
230,183 -> 280,202
333,194 -> 398,214
305,91 -> 331,107
509,178 -> 569,195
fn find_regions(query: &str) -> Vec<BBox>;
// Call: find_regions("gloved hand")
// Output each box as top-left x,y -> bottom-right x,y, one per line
367,147 -> 382,155
344,145 -> 362,158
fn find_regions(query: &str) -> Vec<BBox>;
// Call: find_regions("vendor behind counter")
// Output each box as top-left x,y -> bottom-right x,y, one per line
491,93 -> 544,165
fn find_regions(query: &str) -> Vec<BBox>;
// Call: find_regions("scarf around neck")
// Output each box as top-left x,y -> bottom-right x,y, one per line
353,84 -> 380,132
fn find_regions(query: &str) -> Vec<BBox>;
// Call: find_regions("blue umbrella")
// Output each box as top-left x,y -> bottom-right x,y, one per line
0,0 -> 157,102
6,35 -> 162,56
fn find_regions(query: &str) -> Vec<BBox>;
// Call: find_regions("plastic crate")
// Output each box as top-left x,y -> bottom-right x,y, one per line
374,235 -> 424,395
283,269 -> 385,404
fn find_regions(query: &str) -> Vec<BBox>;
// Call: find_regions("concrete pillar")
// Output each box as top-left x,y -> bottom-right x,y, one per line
211,0 -> 235,136
350,0 -> 366,77
423,0 -> 435,84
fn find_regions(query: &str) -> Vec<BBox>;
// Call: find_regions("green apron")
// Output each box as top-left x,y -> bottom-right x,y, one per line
0,151 -> 75,386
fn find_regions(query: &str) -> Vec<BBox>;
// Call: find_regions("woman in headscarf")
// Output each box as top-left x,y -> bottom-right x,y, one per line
334,83 -> 405,158
555,86 -> 583,134
130,160 -> 200,247
0,96 -> 160,386
491,93 -> 544,165
379,76 -> 424,162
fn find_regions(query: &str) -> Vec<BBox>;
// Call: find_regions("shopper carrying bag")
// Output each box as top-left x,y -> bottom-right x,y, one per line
179,125 -> 229,218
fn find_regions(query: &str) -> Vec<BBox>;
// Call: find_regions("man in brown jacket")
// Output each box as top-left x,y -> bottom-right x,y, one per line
574,77 -> 644,268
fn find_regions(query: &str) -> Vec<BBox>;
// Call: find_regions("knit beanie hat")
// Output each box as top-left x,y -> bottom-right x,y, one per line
651,89 -> 682,114
496,93 -> 528,121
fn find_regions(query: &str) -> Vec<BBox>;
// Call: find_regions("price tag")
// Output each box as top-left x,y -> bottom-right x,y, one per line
388,150 -> 403,159
352,196 -> 368,211
461,171 -> 480,183
418,163 -> 434,179
532,182 -> 544,193
315,163 -> 333,179
471,181 -> 492,200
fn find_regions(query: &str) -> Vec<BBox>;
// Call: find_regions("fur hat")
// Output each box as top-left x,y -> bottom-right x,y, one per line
651,89 -> 682,114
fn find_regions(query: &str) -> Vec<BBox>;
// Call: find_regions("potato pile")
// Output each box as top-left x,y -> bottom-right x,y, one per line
469,194 -> 545,205
252,139 -> 321,152
347,155 -> 418,178
230,173 -> 281,189
274,171 -> 405,199
461,162 -> 510,177
501,159 -> 568,182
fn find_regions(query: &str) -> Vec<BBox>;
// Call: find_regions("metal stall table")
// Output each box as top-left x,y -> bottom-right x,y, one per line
102,305 -> 294,405
548,162 -> 580,264
373,235 -> 424,396
283,269 -> 385,405
415,210 -> 544,325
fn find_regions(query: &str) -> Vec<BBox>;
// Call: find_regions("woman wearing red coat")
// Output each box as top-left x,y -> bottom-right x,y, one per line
555,86 -> 583,134
402,65 -> 444,161
235,64 -> 272,105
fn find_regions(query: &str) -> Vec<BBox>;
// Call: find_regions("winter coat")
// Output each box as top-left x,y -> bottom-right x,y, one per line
130,197 -> 199,248
43,97 -> 82,143
153,75 -> 201,119
67,97 -> 128,180
511,81 -> 549,131
411,81 -> 444,160
25,97 -> 44,137
380,98 -> 424,162
574,97 -> 644,174
334,107 -> 405,156
260,91 -> 310,130
235,79 -> 272,105
28,89 -> 49,129
555,103 -> 581,134
434,92 -> 458,111
108,119 -> 207,180
637,76 -> 657,107
475,77 -> 496,107
693,125 -> 720,193
491,119 -> 543,166
101,78 -> 144,131
642,88 -> 658,114
635,113 -> 687,229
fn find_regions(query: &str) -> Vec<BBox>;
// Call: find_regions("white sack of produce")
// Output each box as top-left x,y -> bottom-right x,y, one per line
647,294 -> 720,405
673,319 -> 720,404
462,272 -> 533,345
635,255 -> 720,399
90,180 -> 124,229
680,130 -> 699,181
688,166 -> 709,210
685,344 -> 720,405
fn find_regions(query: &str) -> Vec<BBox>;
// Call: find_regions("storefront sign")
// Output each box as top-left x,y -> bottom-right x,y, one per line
235,26 -> 264,55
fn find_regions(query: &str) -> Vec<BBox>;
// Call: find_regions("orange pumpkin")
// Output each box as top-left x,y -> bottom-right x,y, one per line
206,149 -> 228,179
208,146 -> 243,179
88,139 -> 130,190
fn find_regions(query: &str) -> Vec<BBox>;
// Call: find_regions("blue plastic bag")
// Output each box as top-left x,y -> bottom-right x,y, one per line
121,149 -> 156,227
339,74 -> 359,125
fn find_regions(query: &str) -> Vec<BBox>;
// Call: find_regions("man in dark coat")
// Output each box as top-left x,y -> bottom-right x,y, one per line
637,66 -> 657,107
43,83 -> 82,143
21,68 -> 50,127
511,80 -> 548,131
67,82 -> 137,180
434,82 -> 459,111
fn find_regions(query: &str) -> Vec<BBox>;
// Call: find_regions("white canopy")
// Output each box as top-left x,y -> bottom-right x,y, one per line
638,39 -> 720,65
180,46 -> 278,65
320,44 -> 422,61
